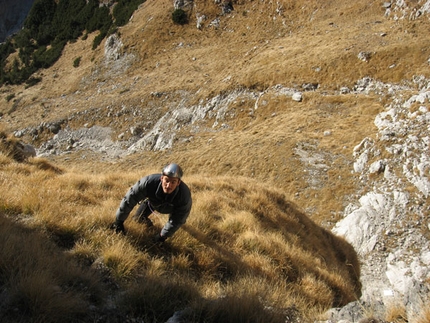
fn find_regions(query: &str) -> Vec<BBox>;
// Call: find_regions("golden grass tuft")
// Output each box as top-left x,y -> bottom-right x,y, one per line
412,306 -> 430,323
102,237 -> 143,279
30,157 -> 64,174
119,274 -> 200,322
0,131 -> 26,162
385,300 -> 408,323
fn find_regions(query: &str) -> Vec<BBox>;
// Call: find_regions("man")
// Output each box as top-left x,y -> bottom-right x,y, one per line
112,163 -> 192,243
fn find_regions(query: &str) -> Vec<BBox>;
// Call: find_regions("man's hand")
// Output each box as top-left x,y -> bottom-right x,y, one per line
153,233 -> 167,244
111,220 -> 126,235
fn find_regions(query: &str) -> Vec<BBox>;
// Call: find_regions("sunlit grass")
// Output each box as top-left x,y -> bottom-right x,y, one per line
1,0 -> 429,320
413,305 -> 430,323
0,154 -> 362,321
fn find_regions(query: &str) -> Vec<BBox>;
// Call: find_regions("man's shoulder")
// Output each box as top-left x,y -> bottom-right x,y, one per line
146,173 -> 162,180
140,173 -> 162,185
179,181 -> 192,197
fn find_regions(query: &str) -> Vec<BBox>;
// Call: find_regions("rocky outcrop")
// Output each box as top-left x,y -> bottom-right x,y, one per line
330,77 -> 430,321
384,0 -> 430,19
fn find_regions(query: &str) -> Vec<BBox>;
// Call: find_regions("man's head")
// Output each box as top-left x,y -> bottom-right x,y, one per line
161,163 -> 183,194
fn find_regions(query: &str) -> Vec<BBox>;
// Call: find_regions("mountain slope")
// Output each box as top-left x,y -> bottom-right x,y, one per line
0,0 -> 430,322
4,0 -> 427,226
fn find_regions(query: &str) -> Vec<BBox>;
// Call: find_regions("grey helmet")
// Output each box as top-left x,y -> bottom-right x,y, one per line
162,163 -> 183,179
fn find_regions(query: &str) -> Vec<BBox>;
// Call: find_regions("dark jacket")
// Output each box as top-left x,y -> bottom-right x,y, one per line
115,174 -> 192,238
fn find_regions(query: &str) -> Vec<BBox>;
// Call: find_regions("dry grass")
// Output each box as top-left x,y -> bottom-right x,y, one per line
412,306 -> 430,323
0,214 -> 103,323
1,0 -> 429,223
1,0 -> 430,321
385,301 -> 407,323
0,153 -> 361,322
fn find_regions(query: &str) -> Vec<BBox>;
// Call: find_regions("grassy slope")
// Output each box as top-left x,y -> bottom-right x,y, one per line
1,0 -> 429,222
0,0 -> 430,321
0,154 -> 360,322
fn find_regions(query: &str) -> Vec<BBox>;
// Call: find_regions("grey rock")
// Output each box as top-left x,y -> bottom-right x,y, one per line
292,92 -> 303,102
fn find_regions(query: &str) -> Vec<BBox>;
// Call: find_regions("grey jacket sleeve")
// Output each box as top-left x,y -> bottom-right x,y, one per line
115,178 -> 148,223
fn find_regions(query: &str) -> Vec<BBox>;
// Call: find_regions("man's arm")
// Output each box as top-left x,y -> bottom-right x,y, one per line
160,196 -> 192,239
115,177 -> 149,223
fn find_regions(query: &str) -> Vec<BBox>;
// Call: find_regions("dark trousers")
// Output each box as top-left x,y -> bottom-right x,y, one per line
133,199 -> 152,222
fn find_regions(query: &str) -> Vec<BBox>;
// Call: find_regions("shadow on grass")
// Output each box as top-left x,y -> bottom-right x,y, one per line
0,213 -> 105,323
163,198 -> 360,308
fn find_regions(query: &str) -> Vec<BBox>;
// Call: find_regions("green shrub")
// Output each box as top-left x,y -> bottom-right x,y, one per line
73,57 -> 81,68
24,0 -> 57,44
25,77 -> 42,88
6,94 -> 15,102
32,42 -> 64,69
92,32 -> 106,50
86,4 -> 111,34
1,0 -> 144,85
113,0 -> 146,27
172,9 -> 188,25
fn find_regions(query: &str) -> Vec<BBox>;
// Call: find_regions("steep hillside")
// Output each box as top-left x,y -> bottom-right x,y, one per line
0,0 -> 430,322
2,0 -> 429,224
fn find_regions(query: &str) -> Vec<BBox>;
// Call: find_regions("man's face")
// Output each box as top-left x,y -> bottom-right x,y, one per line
161,175 -> 180,194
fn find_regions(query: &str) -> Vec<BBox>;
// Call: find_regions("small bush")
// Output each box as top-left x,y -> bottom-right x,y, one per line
6,94 -> 15,102
25,77 -> 42,88
172,9 -> 188,25
92,32 -> 105,50
73,57 -> 81,68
